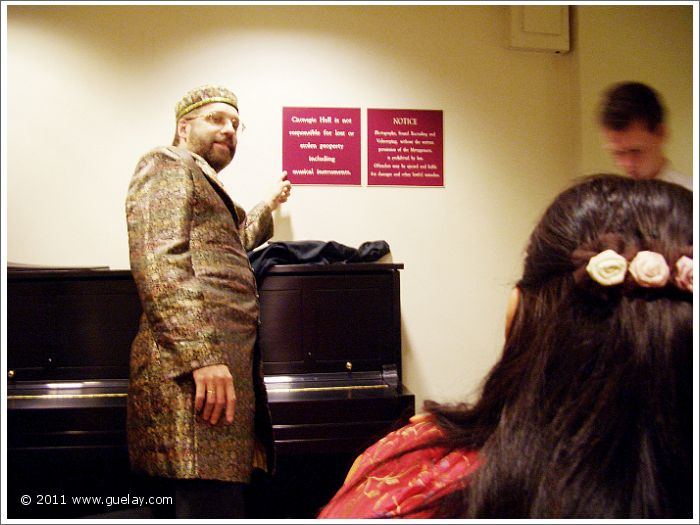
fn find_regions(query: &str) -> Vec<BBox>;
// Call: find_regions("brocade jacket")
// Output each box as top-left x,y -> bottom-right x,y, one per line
125,146 -> 273,482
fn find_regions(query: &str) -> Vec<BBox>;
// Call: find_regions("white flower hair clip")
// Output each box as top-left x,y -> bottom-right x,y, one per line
578,239 -> 692,294
628,251 -> 670,288
586,249 -> 628,286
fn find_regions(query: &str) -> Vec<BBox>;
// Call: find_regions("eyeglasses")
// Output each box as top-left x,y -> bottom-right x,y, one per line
188,111 -> 245,133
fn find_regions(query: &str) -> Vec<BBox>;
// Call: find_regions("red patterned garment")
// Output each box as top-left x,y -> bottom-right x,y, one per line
318,418 -> 482,518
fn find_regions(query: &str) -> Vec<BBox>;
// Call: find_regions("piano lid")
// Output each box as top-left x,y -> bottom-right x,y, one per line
7,262 -> 111,271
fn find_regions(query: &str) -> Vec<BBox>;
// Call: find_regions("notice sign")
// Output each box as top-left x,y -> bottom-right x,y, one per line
283,107 -> 361,185
367,109 -> 443,187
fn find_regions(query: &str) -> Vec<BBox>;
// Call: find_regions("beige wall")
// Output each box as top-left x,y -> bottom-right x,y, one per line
4,5 -> 693,410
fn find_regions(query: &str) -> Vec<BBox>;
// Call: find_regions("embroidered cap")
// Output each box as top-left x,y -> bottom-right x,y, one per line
175,84 -> 238,120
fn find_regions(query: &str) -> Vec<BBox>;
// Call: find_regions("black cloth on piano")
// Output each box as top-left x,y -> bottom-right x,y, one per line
248,239 -> 390,284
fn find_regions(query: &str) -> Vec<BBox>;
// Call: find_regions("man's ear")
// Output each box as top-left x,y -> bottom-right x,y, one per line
505,287 -> 520,338
176,118 -> 189,144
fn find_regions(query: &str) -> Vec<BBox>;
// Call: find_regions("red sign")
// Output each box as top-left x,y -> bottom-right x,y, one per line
367,109 -> 443,187
283,107 -> 361,185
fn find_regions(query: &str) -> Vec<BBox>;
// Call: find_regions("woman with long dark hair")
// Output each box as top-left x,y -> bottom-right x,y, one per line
319,175 -> 693,519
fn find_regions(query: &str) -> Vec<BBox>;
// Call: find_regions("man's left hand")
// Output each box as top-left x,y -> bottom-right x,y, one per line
193,364 -> 236,425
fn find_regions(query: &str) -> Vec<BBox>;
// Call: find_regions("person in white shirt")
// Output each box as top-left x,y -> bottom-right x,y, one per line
598,81 -> 692,191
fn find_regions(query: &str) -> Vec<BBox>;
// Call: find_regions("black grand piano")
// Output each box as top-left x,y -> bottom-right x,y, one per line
6,263 -> 414,518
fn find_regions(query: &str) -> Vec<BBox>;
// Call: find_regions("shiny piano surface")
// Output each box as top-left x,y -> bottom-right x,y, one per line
6,263 -> 414,518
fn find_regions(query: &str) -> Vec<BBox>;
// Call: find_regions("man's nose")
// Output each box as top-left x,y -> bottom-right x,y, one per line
617,152 -> 635,167
220,119 -> 236,134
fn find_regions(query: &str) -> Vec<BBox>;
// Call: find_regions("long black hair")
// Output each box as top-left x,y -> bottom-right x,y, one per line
408,175 -> 691,518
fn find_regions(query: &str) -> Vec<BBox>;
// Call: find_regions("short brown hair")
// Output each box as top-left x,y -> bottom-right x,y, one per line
599,81 -> 665,132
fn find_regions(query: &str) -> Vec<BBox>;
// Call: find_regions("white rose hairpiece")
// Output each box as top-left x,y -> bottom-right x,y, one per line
586,249 -> 628,286
628,251 -> 670,288
577,239 -> 692,294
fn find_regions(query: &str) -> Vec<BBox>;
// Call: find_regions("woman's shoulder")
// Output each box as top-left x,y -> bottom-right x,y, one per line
318,416 -> 480,519
375,415 -> 444,450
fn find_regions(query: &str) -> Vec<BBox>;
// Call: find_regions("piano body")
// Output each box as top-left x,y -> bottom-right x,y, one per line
6,263 -> 414,518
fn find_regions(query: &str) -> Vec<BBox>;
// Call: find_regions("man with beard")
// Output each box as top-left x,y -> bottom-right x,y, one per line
125,85 -> 291,518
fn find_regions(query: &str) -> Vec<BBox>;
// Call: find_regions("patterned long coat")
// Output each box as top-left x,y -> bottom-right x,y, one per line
125,146 -> 273,482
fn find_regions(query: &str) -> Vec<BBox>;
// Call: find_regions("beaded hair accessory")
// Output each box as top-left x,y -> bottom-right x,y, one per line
572,234 -> 693,293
